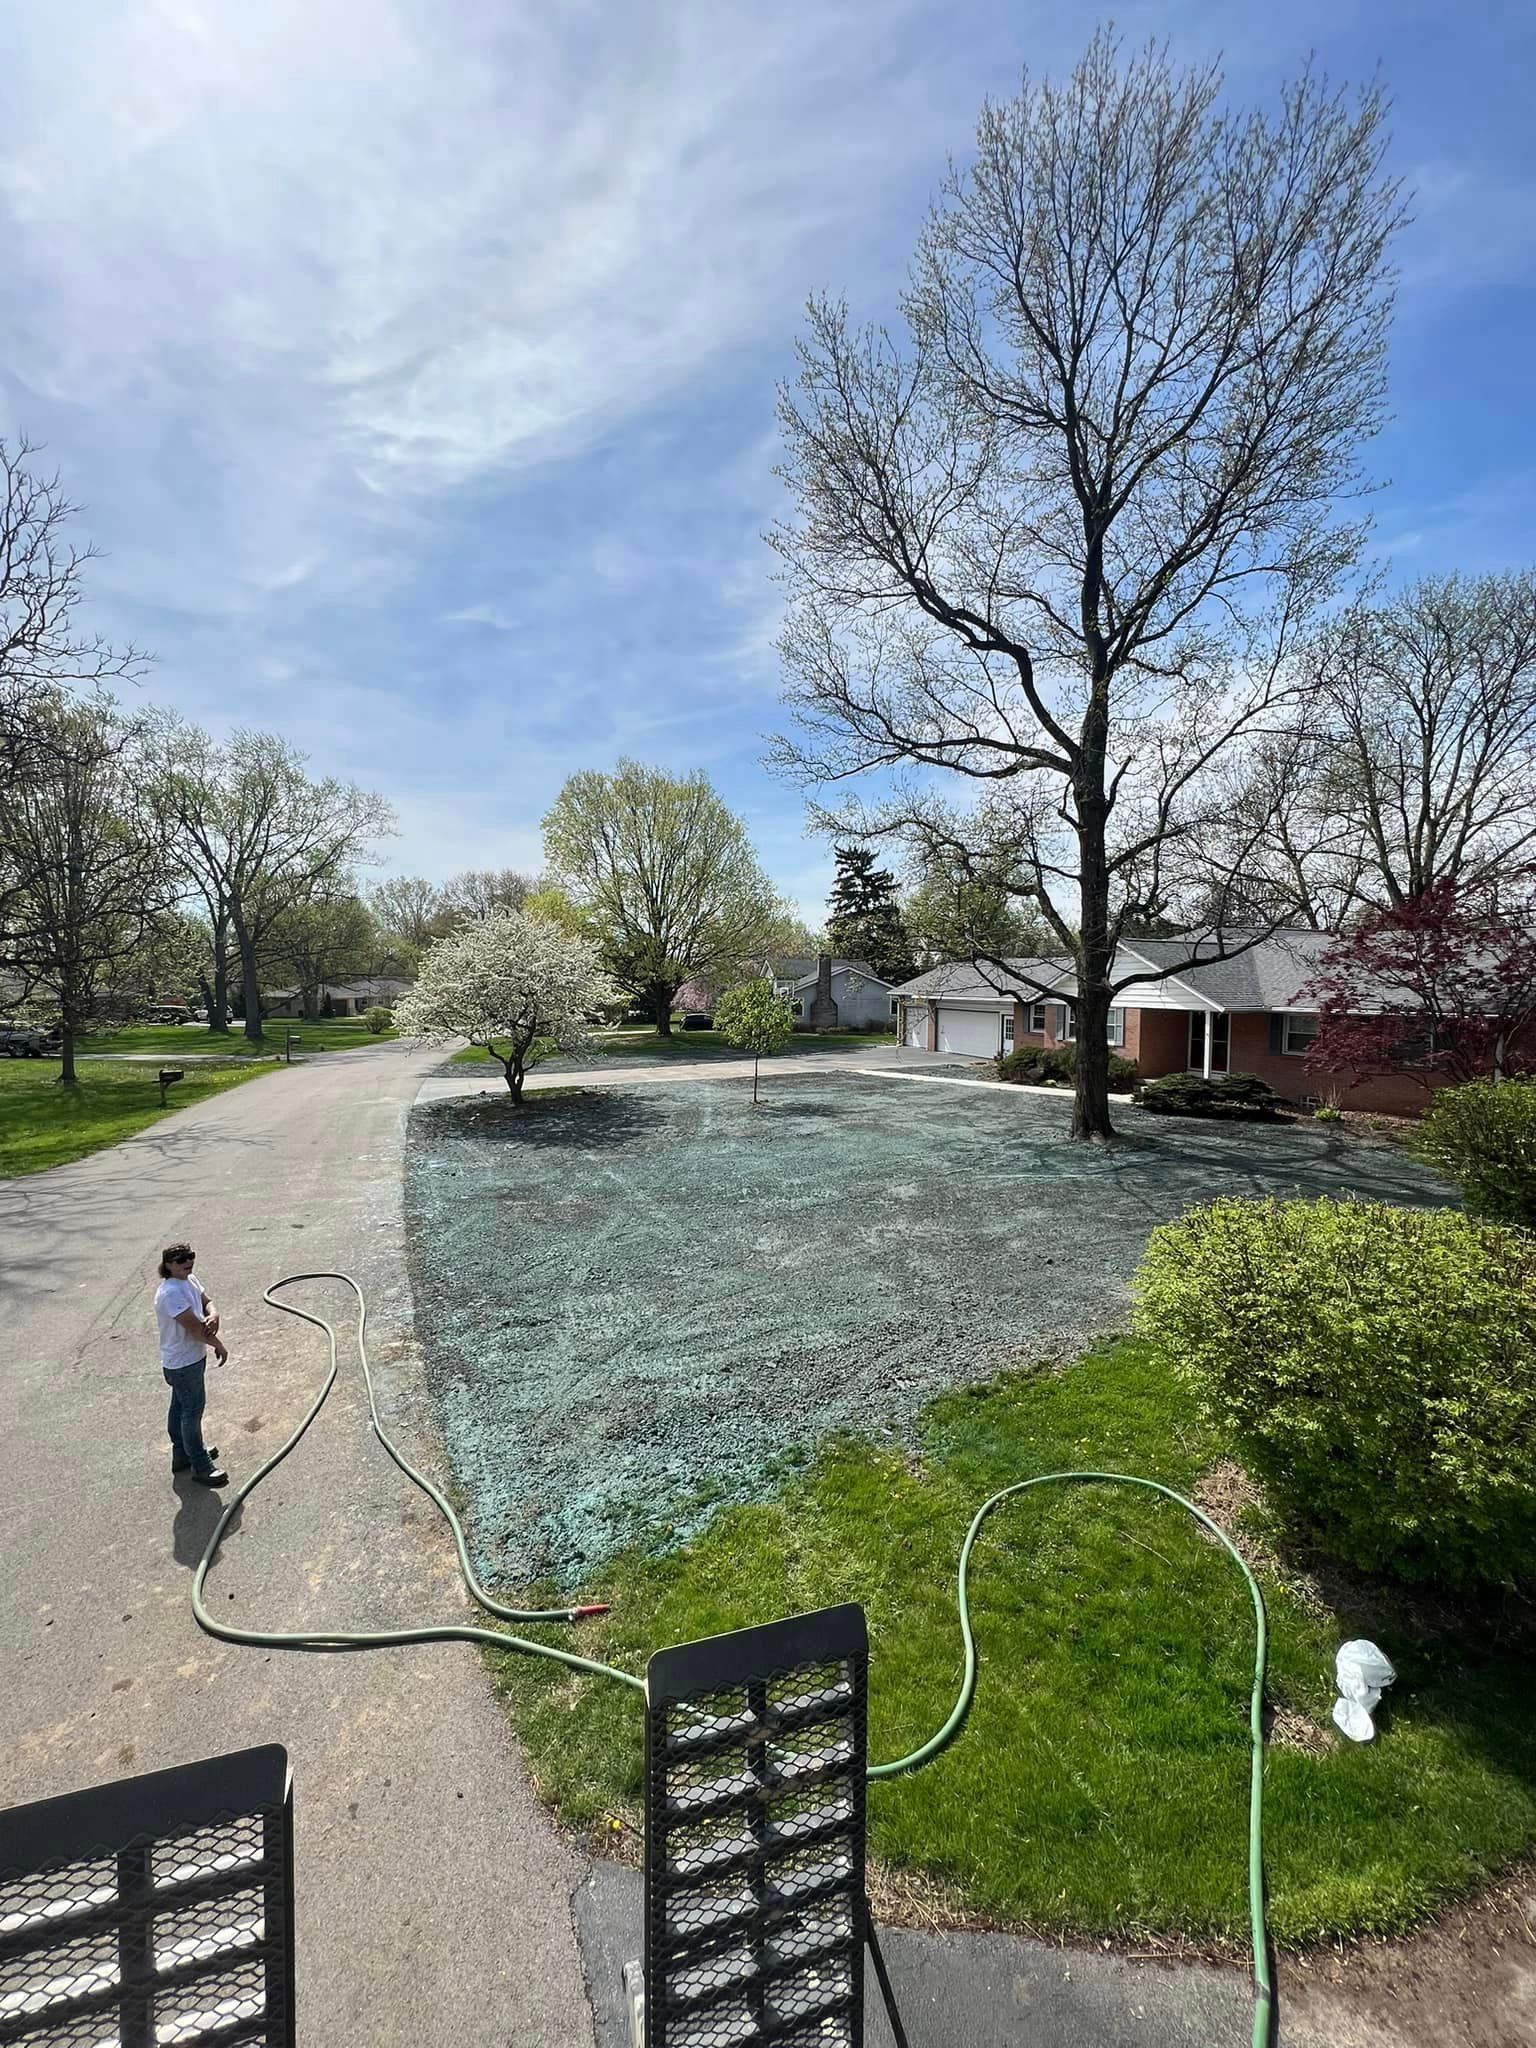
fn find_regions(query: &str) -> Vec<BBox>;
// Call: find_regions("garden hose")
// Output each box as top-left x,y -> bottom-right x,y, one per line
865,1471 -> 1273,2048
191,1273 -> 1273,2048
191,1274 -> 644,1694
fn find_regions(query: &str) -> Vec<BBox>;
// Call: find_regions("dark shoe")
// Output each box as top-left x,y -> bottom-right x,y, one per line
172,1446 -> 218,1472
190,1468 -> 229,1488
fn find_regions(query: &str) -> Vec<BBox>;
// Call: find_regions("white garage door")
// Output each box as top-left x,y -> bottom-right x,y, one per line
937,1007 -> 1001,1057
903,1006 -> 928,1049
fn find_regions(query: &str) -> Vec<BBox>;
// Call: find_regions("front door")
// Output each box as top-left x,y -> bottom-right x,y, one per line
1188,1012 -> 1230,1074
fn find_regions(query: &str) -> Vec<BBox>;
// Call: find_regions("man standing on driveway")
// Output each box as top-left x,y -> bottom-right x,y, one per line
155,1244 -> 229,1488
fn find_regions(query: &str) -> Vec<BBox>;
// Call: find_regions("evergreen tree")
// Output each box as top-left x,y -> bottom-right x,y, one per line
825,846 -> 913,982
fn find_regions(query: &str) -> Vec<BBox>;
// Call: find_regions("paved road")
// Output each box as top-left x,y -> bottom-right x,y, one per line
0,1039 -> 595,2048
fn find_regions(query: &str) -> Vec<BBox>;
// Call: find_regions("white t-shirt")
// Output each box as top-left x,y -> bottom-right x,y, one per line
155,1276 -> 206,1372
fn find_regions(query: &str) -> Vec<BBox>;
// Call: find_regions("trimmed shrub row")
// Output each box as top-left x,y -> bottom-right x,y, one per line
996,1043 -> 1139,1091
1135,1071 -> 1281,1119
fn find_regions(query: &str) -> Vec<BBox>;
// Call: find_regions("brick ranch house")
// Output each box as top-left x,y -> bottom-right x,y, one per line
892,929 -> 1449,1115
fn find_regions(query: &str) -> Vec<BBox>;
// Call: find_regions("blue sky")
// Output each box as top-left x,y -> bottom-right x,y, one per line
2,1 -> 1533,921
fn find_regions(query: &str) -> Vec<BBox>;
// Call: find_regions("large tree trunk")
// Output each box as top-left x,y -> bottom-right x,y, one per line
235,926 -> 264,1043
208,915 -> 231,1034
650,985 -> 674,1036
210,956 -> 230,1032
1071,978 -> 1114,1141
58,1022 -> 77,1088
1072,774 -> 1117,1143
302,981 -> 321,1022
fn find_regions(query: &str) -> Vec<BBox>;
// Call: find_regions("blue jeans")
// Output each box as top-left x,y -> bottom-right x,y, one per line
164,1360 -> 214,1476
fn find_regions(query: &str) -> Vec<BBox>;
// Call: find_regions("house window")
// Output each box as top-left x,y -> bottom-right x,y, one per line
1281,1012 -> 1318,1056
1002,1013 -> 1016,1049
1056,1005 -> 1075,1042
1028,1001 -> 1048,1033
1188,1012 -> 1230,1073
890,996 -> 900,1018
1107,1008 -> 1125,1048
790,1000 -> 803,1019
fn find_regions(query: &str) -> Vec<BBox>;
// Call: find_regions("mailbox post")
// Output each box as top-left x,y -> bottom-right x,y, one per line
157,1067 -> 184,1110
285,1029 -> 302,1066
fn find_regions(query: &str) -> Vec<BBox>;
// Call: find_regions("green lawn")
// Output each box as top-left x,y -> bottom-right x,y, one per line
0,1057 -> 272,1177
486,1340 -> 1536,1948
75,1016 -> 397,1059
449,1025 -> 896,1066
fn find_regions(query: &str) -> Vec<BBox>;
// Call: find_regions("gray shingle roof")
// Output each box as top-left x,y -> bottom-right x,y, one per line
1119,931 -> 1335,1009
893,931 -> 1337,1012
890,956 -> 1076,1001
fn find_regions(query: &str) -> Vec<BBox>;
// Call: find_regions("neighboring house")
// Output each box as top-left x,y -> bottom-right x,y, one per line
263,976 -> 414,1019
889,930 -> 1451,1114
769,956 -> 897,1032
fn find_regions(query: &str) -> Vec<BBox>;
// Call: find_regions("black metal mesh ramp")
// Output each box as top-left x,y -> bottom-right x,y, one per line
0,1744 -> 295,2048
641,1603 -> 886,2048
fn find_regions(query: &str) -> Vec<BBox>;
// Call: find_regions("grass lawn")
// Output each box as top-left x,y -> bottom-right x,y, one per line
0,1056 -> 271,1177
448,1025 -> 896,1066
486,1339 -> 1536,1948
75,1016 -> 397,1058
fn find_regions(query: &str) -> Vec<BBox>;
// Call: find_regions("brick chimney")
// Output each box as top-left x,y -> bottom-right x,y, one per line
808,952 -> 839,1031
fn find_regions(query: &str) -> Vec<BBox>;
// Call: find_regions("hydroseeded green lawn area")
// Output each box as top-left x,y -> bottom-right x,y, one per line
75,1017 -> 397,1058
449,1026 -> 896,1066
486,1339 -> 1536,1948
0,1057 -> 271,1177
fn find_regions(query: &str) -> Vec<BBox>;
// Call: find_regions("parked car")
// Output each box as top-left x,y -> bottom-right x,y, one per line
680,1013 -> 714,1031
0,1021 -> 61,1058
148,1005 -> 192,1024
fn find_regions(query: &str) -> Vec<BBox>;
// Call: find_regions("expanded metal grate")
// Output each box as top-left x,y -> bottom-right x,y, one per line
641,1604 -> 895,2048
0,1745 -> 295,2048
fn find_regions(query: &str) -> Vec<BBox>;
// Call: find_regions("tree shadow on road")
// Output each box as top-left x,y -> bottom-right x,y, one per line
413,1088 -> 668,1151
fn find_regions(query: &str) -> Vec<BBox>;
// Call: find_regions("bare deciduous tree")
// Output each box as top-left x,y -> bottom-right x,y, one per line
0,696 -> 174,1083
1,439 -> 148,754
154,719 -> 394,1042
368,874 -> 448,961
1302,572 -> 1536,911
769,34 -> 1404,1137
439,868 -> 537,922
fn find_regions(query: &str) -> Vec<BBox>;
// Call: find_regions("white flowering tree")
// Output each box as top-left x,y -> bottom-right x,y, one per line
395,905 -> 619,1103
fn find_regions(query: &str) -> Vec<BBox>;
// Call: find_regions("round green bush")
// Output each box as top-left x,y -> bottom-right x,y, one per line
362,1005 -> 393,1035
1133,1196 -> 1536,1585
1414,1078 -> 1536,1228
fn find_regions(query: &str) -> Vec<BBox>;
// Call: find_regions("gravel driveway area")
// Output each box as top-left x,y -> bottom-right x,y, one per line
404,1071 -> 1451,1586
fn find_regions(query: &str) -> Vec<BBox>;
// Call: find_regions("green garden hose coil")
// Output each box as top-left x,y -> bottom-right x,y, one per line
192,1272 -> 1273,2048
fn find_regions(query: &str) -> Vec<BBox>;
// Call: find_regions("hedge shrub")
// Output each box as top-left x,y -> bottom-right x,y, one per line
1135,1071 -> 1280,1119
997,1043 -> 1138,1090
1133,1196 -> 1536,1584
363,1005 -> 393,1035
1414,1079 -> 1536,1228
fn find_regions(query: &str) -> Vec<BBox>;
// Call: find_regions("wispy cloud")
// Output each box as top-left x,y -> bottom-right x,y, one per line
2,1 -> 1534,892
